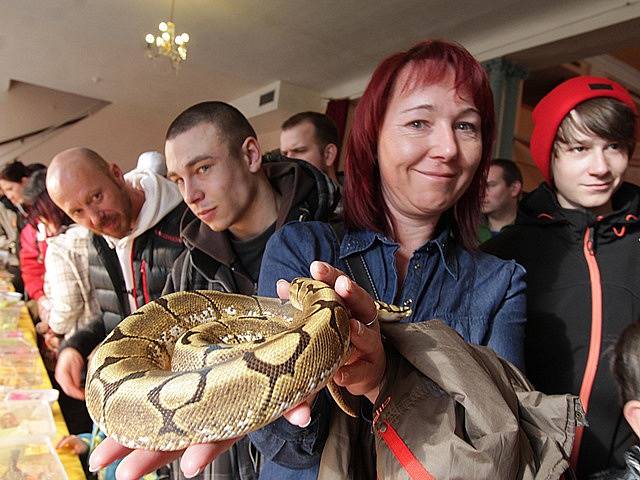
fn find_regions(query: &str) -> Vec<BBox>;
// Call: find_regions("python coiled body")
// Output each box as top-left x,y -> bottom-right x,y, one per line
86,278 -> 408,451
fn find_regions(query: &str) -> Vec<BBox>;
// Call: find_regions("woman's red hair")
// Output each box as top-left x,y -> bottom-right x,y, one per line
343,39 -> 495,250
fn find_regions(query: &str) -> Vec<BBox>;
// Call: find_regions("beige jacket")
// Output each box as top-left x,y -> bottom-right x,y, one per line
44,225 -> 100,338
319,321 -> 583,480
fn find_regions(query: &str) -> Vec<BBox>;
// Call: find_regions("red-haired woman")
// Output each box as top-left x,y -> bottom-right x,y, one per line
24,169 -> 99,341
244,39 -> 529,479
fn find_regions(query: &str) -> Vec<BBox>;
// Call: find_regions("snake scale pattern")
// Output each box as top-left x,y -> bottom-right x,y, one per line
86,278 -> 408,451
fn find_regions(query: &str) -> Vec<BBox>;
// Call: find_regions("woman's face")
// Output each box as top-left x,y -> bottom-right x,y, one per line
0,178 -> 27,206
377,68 -> 482,226
39,216 -> 61,236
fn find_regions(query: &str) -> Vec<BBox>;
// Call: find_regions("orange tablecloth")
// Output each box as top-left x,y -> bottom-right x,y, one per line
18,309 -> 86,480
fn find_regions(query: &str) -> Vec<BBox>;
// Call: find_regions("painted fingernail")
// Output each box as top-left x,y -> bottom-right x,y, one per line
316,262 -> 328,273
276,279 -> 288,288
352,319 -> 363,336
300,416 -> 312,428
336,275 -> 350,293
183,467 -> 204,479
88,461 -> 101,473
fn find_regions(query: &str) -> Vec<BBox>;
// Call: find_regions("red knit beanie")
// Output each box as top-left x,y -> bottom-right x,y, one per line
530,76 -> 638,183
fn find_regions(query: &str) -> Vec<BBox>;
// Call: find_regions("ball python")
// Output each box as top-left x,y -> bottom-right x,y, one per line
85,278 -> 410,451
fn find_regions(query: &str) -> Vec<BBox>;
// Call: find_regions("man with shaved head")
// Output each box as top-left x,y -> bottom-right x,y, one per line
47,147 -> 186,401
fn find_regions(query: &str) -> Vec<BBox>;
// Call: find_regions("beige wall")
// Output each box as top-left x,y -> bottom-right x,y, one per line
1,85 -> 312,172
0,81 -> 173,171
0,81 -> 107,143
17,103 -> 169,172
258,129 -> 281,153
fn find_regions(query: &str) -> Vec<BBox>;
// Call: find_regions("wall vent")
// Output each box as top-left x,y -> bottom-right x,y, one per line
259,90 -> 275,106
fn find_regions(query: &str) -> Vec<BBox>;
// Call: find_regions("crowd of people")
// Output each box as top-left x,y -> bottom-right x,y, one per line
1,38 -> 639,480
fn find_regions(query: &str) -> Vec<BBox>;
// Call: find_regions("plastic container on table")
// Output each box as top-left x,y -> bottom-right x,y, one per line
0,292 -> 25,334
0,277 -> 12,292
0,399 -> 56,440
0,435 -> 68,480
0,306 -> 22,333
0,387 -> 59,404
0,336 -> 40,388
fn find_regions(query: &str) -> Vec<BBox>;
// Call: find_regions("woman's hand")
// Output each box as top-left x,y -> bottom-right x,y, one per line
278,261 -> 386,404
89,438 -> 237,479
56,435 -> 89,455
90,403 -> 315,480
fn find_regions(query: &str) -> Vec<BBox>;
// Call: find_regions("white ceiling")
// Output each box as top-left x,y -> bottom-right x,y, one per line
3,0 -> 640,118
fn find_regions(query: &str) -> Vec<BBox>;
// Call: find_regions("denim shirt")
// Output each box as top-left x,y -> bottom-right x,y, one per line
250,221 -> 526,478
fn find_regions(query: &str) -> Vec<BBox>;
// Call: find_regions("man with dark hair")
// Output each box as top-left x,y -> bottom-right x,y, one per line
89,101 -> 339,479
47,148 -> 187,402
479,158 -> 523,241
280,111 -> 340,185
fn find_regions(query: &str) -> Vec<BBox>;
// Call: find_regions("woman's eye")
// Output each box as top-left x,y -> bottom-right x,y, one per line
607,142 -> 620,150
93,192 -> 102,201
455,122 -> 478,132
572,146 -> 586,152
197,165 -> 210,174
407,120 -> 428,129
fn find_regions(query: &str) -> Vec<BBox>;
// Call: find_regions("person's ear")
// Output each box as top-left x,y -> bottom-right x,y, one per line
510,180 -> 523,198
242,137 -> 263,173
624,400 -> 640,438
110,163 -> 126,186
323,143 -> 338,168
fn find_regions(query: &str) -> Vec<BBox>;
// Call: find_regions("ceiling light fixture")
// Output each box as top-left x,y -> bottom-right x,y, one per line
145,0 -> 190,70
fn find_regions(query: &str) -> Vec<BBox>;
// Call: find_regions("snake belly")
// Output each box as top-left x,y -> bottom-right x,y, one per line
85,278 -> 351,451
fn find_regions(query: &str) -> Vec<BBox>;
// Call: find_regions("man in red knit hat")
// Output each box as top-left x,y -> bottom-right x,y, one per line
483,76 -> 639,477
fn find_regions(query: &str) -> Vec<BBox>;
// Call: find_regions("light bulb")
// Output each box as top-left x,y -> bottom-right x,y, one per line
175,35 -> 183,45
145,34 -> 155,44
156,37 -> 163,47
181,33 -> 190,43
162,32 -> 170,42
159,22 -> 168,32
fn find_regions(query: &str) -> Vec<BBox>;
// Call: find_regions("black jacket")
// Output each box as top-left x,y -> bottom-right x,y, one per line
590,446 -> 640,479
482,182 -> 640,477
63,202 -> 187,358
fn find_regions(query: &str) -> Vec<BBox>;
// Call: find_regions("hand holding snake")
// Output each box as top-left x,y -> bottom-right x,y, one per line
89,261 -> 400,480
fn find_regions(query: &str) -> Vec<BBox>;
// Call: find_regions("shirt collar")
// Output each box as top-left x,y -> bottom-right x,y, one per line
339,227 -> 458,279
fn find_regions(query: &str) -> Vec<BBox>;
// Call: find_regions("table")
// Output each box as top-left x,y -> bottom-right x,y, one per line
18,308 -> 86,480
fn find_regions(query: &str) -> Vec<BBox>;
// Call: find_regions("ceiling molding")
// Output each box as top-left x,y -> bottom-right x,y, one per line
586,54 -> 640,97
324,1 -> 640,100
471,0 -> 640,61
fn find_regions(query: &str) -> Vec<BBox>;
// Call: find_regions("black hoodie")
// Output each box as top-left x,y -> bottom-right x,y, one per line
482,182 -> 640,477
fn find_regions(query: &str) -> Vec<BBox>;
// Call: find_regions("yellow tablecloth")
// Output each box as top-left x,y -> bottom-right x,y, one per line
18,309 -> 86,480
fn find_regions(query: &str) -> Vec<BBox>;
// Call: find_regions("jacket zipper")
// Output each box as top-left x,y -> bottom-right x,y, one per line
141,259 -> 151,305
129,248 -> 139,311
570,227 -> 603,470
